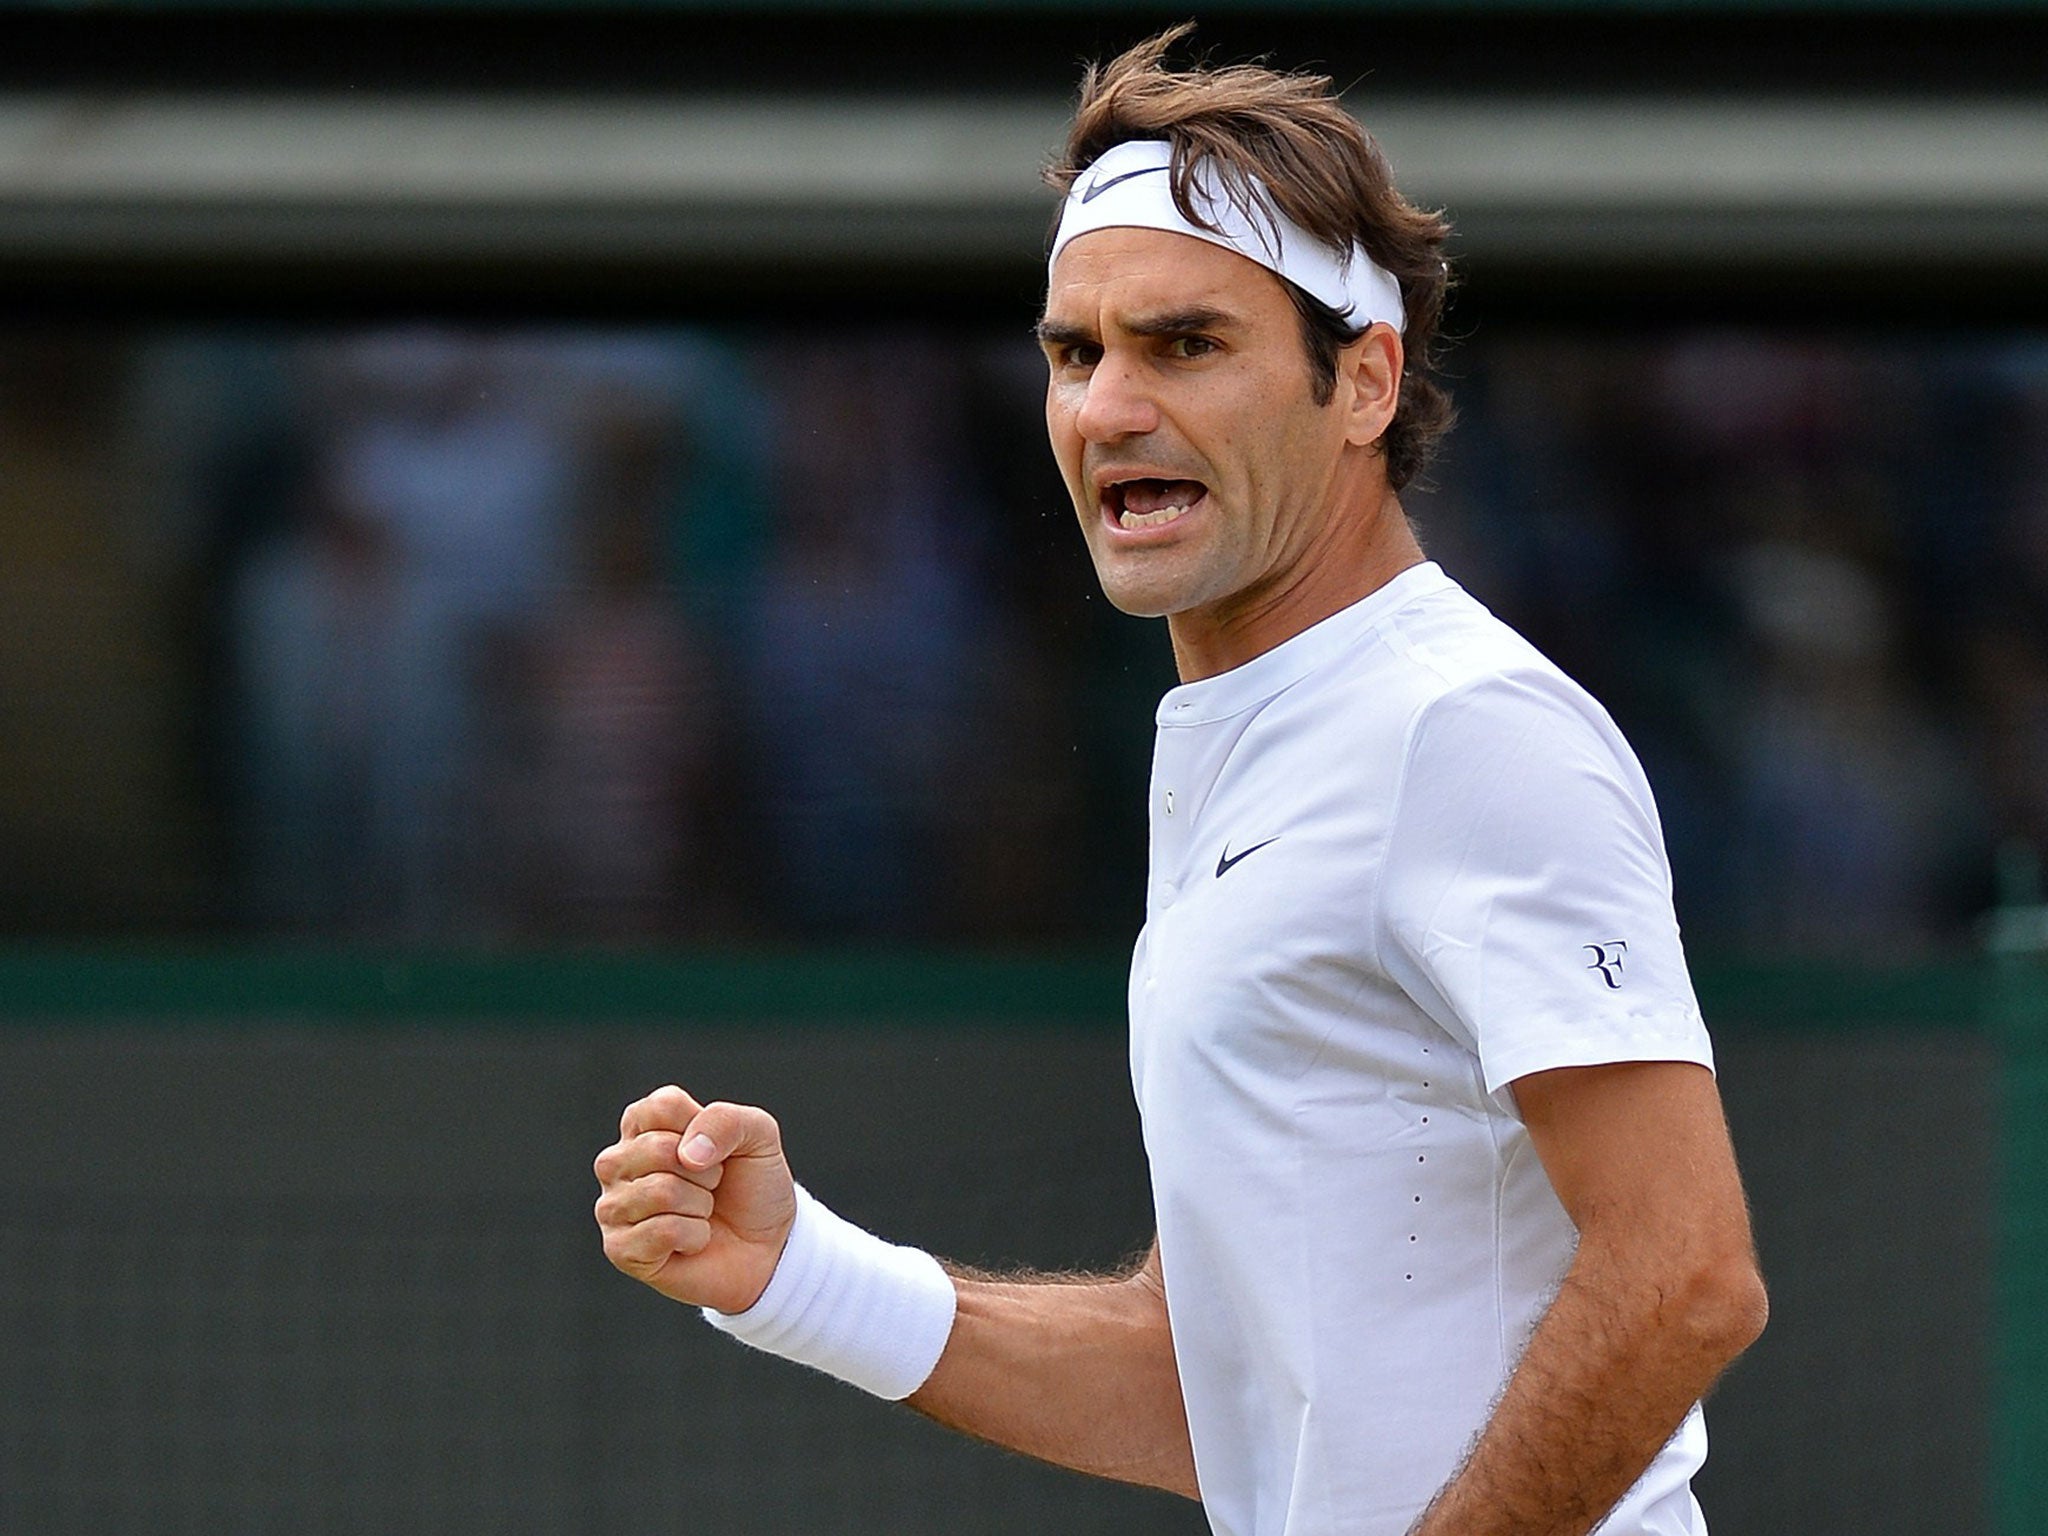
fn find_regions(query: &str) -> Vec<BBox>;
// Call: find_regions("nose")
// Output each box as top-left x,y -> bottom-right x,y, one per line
1073,352 -> 1160,443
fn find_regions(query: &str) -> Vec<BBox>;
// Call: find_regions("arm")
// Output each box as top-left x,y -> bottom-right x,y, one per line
594,1085 -> 1196,1499
909,1244 -> 1198,1498
1409,1060 -> 1768,1536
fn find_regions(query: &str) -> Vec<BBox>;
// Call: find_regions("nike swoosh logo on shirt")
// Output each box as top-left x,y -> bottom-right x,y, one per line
1215,838 -> 1280,878
1079,164 -> 1167,203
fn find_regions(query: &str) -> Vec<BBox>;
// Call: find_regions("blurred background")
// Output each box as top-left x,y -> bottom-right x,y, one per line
0,0 -> 2045,1531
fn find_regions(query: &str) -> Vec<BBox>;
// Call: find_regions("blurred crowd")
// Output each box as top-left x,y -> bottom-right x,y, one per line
0,321 -> 2043,957
1423,333 -> 2048,954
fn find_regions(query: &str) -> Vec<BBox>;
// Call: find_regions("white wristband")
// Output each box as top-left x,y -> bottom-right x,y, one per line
702,1184 -> 957,1401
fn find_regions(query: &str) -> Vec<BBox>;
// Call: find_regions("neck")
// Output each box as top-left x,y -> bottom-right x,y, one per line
1167,487 -> 1424,682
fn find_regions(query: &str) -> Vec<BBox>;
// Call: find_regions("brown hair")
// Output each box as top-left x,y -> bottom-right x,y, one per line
1048,25 -> 1455,491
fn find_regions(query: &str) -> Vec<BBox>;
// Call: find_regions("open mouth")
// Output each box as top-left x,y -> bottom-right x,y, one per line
1104,477 -> 1209,531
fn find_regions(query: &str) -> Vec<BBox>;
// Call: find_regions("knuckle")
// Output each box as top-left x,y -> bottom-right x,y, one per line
621,1085 -> 689,1138
600,1227 -> 637,1270
605,1216 -> 680,1275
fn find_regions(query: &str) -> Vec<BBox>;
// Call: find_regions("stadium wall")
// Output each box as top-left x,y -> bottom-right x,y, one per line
0,957 -> 2011,1535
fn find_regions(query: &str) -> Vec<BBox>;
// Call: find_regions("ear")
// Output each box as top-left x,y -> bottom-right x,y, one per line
1337,323 -> 1404,451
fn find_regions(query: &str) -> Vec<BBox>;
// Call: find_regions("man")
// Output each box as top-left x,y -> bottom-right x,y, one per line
593,28 -> 1766,1536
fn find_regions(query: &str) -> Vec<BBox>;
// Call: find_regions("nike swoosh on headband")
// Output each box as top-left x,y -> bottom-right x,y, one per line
1049,139 -> 1405,333
1079,164 -> 1167,204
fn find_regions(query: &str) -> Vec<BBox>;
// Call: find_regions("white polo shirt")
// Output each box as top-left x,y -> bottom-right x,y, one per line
1129,562 -> 1716,1536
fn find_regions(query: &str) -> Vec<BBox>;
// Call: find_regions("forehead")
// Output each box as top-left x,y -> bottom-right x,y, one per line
1044,226 -> 1292,327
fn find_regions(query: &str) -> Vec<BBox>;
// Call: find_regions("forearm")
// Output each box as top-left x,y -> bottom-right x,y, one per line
908,1253 -> 1199,1499
1409,1232 -> 1767,1536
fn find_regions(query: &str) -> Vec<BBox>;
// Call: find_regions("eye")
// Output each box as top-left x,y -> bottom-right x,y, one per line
1166,335 -> 1219,360
1051,342 -> 1101,371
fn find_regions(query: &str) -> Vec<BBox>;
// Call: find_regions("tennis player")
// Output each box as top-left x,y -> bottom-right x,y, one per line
594,28 -> 1766,1536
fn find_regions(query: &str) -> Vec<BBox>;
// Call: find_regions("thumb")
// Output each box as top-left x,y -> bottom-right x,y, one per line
679,1101 -> 796,1261
679,1101 -> 784,1173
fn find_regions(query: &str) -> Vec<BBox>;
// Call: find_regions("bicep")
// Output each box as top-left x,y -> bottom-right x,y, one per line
1514,1060 -> 1755,1263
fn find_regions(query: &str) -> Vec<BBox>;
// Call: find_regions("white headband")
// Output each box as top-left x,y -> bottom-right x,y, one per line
1048,138 -> 1405,333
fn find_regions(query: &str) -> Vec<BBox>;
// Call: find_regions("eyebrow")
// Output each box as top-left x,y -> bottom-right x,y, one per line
1034,304 -> 1239,350
1126,305 -> 1236,338
1034,318 -> 1094,350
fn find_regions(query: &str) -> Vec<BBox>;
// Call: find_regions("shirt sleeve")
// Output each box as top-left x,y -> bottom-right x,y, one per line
1378,669 -> 1713,1095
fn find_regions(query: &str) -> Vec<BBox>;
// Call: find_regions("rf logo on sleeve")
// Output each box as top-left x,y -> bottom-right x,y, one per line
1583,941 -> 1629,989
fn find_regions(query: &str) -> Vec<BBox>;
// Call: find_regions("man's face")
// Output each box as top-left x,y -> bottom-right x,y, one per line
1038,227 -> 1362,637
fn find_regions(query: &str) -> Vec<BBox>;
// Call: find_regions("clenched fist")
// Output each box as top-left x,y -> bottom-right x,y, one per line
593,1084 -> 798,1315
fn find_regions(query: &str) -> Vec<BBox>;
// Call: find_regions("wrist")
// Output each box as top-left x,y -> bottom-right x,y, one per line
702,1184 -> 957,1401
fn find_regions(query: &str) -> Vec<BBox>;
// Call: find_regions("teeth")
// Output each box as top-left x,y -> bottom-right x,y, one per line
1118,502 -> 1192,530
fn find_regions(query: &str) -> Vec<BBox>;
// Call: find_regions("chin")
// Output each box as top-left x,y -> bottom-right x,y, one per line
1088,547 -> 1202,619
1091,567 -> 1181,619
1102,591 -> 1172,619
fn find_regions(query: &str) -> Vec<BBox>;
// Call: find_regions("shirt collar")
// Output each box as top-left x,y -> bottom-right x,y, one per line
1155,561 -> 1453,727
